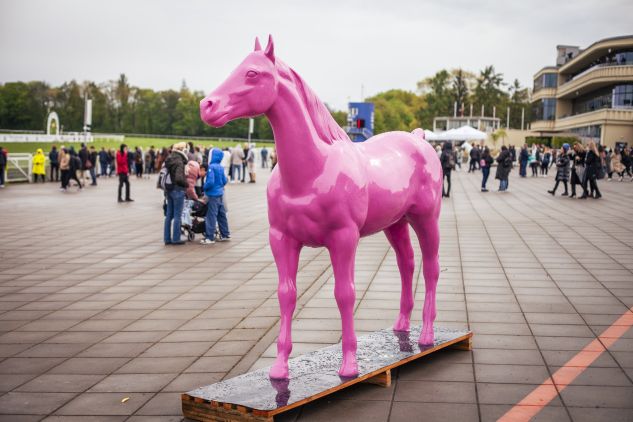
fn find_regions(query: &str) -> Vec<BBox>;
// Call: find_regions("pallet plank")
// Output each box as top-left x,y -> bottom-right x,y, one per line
183,326 -> 472,421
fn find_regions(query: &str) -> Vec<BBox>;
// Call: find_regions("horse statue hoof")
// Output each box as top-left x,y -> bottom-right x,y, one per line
418,331 -> 435,346
269,361 -> 289,380
338,357 -> 359,378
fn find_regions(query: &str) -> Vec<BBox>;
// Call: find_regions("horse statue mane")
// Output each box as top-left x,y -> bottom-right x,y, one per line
276,60 -> 351,145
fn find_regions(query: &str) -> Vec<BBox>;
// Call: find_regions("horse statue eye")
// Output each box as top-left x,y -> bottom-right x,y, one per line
246,70 -> 258,78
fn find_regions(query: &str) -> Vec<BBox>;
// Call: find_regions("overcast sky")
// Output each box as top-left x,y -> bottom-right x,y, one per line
1,0 -> 632,110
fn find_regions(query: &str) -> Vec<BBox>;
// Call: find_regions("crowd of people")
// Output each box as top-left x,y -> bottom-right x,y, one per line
0,141 -> 278,246
438,140 -> 632,198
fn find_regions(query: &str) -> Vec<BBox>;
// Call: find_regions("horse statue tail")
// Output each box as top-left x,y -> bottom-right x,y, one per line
411,128 -> 425,141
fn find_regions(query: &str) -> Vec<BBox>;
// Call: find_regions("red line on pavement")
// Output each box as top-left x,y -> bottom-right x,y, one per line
497,307 -> 633,422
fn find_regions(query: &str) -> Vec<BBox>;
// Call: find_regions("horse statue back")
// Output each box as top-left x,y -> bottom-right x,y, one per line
200,36 -> 442,379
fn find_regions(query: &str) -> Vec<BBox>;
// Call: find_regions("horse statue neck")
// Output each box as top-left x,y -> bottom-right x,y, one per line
265,61 -> 350,194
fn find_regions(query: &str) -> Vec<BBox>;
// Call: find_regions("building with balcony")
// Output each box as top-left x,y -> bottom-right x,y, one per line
531,35 -> 633,148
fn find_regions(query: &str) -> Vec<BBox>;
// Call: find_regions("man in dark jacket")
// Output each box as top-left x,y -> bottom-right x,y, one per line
49,145 -> 59,182
98,147 -> 109,177
0,147 -> 7,187
468,145 -> 481,173
78,143 -> 89,173
164,142 -> 188,245
88,146 -> 98,185
440,142 -> 454,198
519,145 -> 529,177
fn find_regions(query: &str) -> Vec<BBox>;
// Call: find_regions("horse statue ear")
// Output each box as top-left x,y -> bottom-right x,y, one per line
254,37 -> 262,51
264,34 -> 275,63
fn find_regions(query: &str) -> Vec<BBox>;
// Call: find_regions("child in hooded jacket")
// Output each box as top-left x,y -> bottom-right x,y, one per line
201,148 -> 230,244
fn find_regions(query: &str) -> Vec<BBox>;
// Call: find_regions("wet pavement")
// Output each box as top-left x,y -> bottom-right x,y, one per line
0,168 -> 631,421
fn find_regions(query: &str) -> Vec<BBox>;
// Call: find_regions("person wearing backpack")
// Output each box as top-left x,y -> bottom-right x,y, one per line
201,148 -> 230,244
164,142 -> 188,245
480,147 -> 494,192
116,144 -> 132,202
440,141 -> 454,198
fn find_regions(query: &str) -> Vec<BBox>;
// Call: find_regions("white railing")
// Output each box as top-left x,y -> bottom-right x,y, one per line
0,133 -> 93,143
5,153 -> 33,183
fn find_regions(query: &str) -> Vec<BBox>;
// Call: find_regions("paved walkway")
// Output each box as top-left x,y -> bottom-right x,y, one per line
0,168 -> 631,422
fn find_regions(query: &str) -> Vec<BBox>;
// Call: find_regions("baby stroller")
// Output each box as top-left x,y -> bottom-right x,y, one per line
181,199 -> 210,241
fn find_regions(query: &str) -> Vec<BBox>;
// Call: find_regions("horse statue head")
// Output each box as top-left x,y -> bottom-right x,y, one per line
200,36 -> 278,127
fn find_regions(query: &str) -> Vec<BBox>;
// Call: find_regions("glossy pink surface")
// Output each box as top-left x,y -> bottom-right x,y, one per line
200,36 -> 442,379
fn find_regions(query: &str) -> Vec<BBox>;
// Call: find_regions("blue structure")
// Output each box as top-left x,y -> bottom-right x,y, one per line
346,102 -> 374,142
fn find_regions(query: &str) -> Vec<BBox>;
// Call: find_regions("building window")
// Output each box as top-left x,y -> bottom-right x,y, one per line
571,84 -> 633,115
532,98 -> 556,121
533,73 -> 557,92
613,84 -> 633,107
543,73 -> 557,88
570,125 -> 601,142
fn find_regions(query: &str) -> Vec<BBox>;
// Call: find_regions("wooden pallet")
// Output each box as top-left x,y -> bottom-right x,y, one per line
182,326 -> 472,422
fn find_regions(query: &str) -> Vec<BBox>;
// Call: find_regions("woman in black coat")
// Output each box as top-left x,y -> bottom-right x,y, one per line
570,143 -> 587,198
582,141 -> 602,199
495,146 -> 512,192
548,144 -> 570,196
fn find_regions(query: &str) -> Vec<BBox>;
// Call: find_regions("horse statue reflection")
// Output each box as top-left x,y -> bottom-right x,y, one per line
200,36 -> 442,379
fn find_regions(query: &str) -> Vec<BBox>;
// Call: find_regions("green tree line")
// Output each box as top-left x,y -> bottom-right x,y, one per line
0,74 -> 276,139
368,66 -> 531,134
0,66 -> 530,138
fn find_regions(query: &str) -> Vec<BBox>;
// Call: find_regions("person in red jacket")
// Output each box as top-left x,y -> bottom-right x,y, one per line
116,144 -> 133,203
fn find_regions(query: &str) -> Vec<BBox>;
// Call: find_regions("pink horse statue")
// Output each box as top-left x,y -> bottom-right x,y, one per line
200,36 -> 442,379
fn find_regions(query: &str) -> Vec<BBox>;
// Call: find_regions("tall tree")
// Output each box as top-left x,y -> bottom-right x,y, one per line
451,69 -> 475,116
473,65 -> 507,118
417,70 -> 452,128
508,79 -> 530,129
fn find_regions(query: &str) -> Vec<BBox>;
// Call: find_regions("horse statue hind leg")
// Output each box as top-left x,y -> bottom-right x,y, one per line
383,218 -> 416,333
407,214 -> 441,346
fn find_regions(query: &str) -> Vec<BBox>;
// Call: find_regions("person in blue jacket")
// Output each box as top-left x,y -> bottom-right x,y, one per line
201,148 -> 230,244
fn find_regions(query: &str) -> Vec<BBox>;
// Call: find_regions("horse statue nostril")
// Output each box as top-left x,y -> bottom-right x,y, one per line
205,99 -> 214,110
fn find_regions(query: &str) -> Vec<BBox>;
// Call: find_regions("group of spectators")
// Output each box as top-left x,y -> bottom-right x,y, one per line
160,142 -> 231,246
548,142 -> 633,198
439,140 -> 632,199
157,142 -> 276,246
439,142 -> 505,196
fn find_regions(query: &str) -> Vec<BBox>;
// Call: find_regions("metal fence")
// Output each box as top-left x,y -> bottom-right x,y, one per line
5,153 -> 33,183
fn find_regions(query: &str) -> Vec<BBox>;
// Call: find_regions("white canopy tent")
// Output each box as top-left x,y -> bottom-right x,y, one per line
437,125 -> 487,141
423,129 -> 439,141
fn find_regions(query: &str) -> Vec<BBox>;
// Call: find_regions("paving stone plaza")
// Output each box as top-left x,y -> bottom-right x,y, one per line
0,170 -> 632,421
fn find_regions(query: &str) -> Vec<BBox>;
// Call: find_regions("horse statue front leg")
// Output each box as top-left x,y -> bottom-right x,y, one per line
269,228 -> 302,380
326,228 -> 360,377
